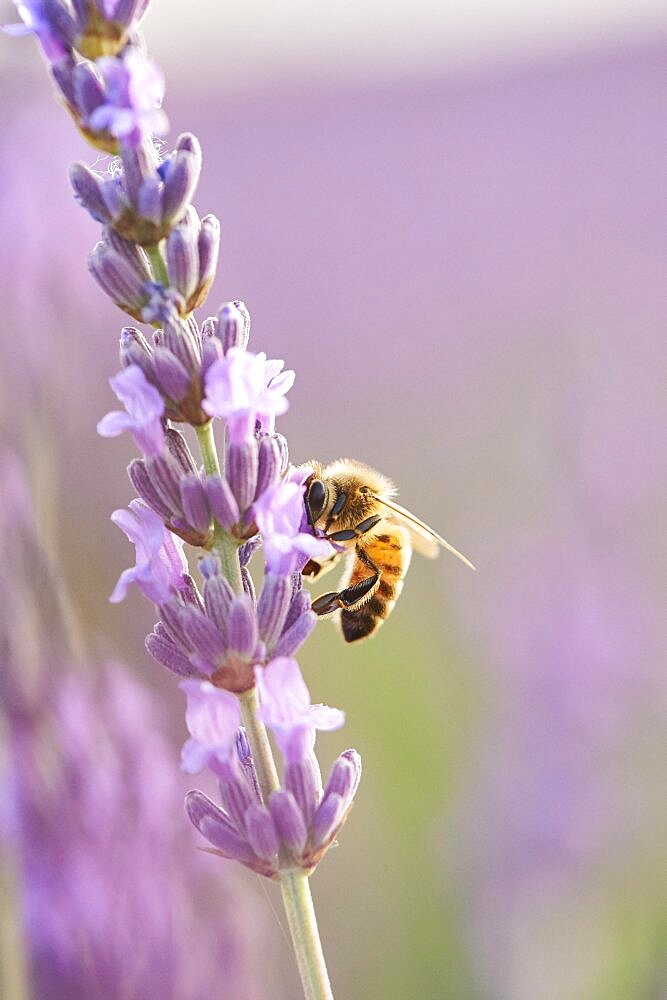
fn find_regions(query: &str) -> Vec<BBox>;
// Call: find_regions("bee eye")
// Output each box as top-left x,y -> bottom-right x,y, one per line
306,479 -> 328,523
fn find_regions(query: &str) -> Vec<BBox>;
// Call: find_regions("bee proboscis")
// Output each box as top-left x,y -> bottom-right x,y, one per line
303,459 -> 474,643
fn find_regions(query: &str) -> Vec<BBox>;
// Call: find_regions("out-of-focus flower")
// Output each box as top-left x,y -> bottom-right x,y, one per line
203,347 -> 294,443
0,454 -> 268,1000
3,0 -> 70,62
86,51 -> 167,147
110,498 -> 188,603
256,656 -> 345,762
97,364 -> 165,457
254,472 -> 334,576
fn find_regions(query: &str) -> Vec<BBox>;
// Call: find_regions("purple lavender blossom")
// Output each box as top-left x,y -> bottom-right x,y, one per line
88,50 -> 168,148
180,679 -> 242,773
97,363 -> 165,457
256,656 -> 345,763
182,678 -> 360,876
203,347 -> 295,443
253,470 -> 334,576
110,498 -> 188,603
3,0 -> 70,62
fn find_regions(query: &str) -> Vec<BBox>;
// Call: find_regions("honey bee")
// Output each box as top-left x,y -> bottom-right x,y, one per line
303,459 -> 474,642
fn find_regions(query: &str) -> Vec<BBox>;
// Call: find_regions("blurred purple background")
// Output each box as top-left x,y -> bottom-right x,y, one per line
1,6 -> 666,997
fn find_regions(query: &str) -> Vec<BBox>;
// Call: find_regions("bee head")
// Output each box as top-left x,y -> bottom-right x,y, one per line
304,477 -> 329,527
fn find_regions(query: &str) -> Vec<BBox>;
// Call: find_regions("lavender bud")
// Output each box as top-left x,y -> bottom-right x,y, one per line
236,728 -> 262,803
255,436 -> 282,499
166,208 -> 199,303
164,428 -> 198,475
145,454 -> 183,512
72,61 -> 105,117
201,334 -> 223,379
227,596 -> 258,656
269,790 -> 307,855
310,793 -> 346,850
120,144 -> 153,206
256,574 -> 292,649
88,241 -> 148,318
161,133 -> 202,223
185,791 -> 255,863
285,755 -> 322,828
119,325 -> 153,368
179,606 -> 227,662
158,601 -> 193,651
284,588 -> 311,632
322,755 -> 357,807
137,175 -> 163,224
227,441 -> 258,512
241,566 -> 256,603
216,758 -> 256,831
145,632 -> 194,677
273,610 -> 316,658
152,346 -> 191,401
218,301 -> 250,354
69,163 -> 111,224
179,474 -> 211,536
239,535 -> 262,568
192,215 -> 221,310
160,316 -> 200,374
100,174 -> 124,219
128,459 -> 173,520
51,56 -> 77,106
104,227 -> 152,281
206,475 -> 240,532
203,572 -> 235,633
339,749 -> 363,802
244,806 -> 279,862
181,574 -> 206,612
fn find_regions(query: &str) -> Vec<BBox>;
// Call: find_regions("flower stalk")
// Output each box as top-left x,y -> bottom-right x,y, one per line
281,871 -> 334,1000
238,686 -> 280,802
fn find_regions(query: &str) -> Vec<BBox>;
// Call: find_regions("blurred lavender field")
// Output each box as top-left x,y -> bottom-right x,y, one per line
1,13 -> 666,1000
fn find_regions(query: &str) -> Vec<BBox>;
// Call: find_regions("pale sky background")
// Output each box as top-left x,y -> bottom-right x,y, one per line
146,0 -> 667,87
2,0 -> 667,87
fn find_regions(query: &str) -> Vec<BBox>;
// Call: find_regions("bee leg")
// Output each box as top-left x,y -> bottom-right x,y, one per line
311,550 -> 381,616
326,514 -> 382,543
302,551 -> 342,580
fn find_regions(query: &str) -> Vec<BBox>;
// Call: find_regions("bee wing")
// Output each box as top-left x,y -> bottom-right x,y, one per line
372,495 -> 476,569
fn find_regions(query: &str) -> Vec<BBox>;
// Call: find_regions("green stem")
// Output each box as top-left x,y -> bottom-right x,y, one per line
238,689 -> 334,1000
147,243 -> 169,286
280,871 -> 334,1000
195,422 -> 243,594
238,687 -> 280,801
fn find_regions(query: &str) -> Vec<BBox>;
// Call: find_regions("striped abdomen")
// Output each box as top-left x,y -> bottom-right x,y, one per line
340,528 -> 412,642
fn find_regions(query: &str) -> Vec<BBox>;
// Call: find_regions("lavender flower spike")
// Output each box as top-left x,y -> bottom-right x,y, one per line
97,364 -> 165,457
110,499 -> 188,604
256,657 -> 345,763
